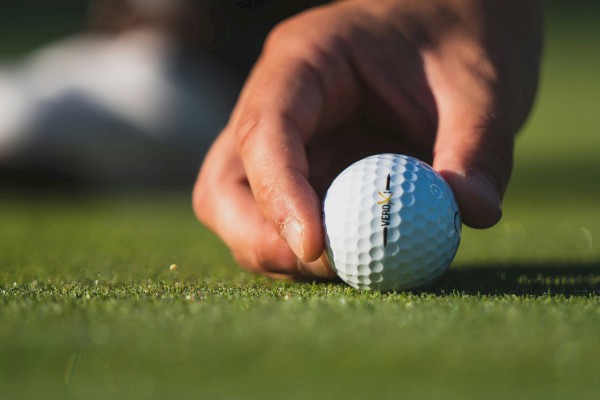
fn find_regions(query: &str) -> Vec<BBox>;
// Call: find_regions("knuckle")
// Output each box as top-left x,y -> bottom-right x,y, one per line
264,16 -> 318,56
252,178 -> 278,207
192,176 -> 210,224
252,234 -> 299,274
234,109 -> 262,157
252,240 -> 273,272
192,161 -> 227,225
263,12 -> 342,66
230,226 -> 300,276
230,237 -> 274,274
263,19 -> 295,53
231,250 -> 256,273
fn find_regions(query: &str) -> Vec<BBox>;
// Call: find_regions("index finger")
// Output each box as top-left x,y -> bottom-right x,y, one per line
230,21 -> 356,263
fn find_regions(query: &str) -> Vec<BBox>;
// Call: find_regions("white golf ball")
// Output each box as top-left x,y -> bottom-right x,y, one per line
323,153 -> 461,291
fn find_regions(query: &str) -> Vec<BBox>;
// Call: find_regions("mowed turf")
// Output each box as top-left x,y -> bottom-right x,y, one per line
2,10 -> 600,400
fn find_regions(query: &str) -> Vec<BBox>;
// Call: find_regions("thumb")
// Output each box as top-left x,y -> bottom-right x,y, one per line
433,107 -> 514,229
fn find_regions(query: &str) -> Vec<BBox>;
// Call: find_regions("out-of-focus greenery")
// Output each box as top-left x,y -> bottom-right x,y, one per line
513,1 -> 600,197
0,1 -> 87,57
1,2 -> 600,400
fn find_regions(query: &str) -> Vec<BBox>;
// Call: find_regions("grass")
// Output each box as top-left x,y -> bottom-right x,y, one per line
2,7 -> 600,400
2,194 -> 600,400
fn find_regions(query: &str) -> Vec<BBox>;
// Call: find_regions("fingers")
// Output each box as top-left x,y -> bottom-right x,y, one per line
228,14 -> 358,263
193,132 -> 334,279
233,61 -> 323,263
431,60 -> 514,228
434,121 -> 511,229
195,6 -> 360,278
425,2 -> 541,229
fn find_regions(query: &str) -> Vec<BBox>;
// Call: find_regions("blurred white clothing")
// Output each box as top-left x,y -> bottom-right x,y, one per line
0,28 -> 239,187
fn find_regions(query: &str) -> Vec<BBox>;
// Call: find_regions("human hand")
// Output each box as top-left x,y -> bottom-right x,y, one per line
193,0 -> 543,279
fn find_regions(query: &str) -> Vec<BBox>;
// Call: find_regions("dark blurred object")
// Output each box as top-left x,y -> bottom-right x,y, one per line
87,0 -> 331,75
0,0 -> 335,192
88,0 -> 215,50
88,0 -> 204,33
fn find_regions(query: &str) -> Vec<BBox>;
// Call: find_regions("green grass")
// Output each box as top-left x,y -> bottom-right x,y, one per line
2,194 -> 600,399
3,8 -> 600,400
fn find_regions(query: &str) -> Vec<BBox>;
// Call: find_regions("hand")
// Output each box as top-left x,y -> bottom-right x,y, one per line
193,0 -> 543,279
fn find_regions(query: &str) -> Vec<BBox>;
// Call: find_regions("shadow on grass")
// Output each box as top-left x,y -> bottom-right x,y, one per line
425,263 -> 600,296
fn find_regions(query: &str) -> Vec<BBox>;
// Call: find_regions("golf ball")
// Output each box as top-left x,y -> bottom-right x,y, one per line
323,153 -> 461,291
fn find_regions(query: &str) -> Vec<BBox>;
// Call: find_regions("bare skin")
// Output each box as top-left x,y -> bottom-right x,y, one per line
193,0 -> 543,279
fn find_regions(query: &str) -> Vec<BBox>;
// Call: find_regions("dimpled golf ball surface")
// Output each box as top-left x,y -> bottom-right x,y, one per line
323,154 -> 461,291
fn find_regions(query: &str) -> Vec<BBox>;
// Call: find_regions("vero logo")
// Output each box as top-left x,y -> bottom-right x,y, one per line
377,174 -> 393,246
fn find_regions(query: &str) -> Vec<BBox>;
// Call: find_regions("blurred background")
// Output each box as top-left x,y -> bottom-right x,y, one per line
0,0 -> 327,189
0,0 -> 598,195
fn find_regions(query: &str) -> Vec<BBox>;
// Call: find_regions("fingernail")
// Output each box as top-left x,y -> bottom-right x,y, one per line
281,218 -> 304,260
467,170 -> 502,213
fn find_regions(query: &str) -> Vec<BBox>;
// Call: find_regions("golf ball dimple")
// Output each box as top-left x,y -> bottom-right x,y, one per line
323,154 -> 461,292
